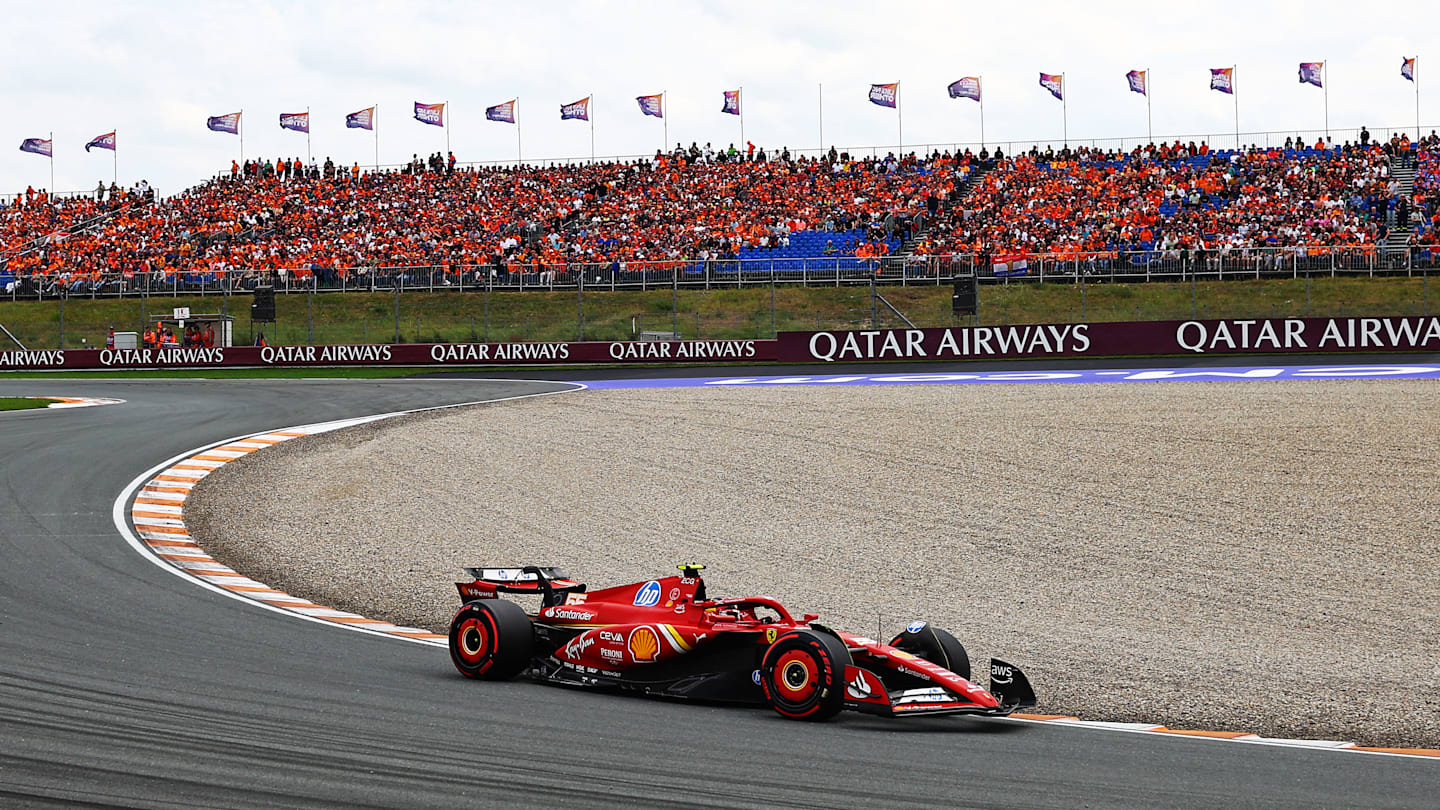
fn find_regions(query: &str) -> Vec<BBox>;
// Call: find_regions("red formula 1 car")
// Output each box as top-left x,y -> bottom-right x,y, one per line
447,565 -> 1035,721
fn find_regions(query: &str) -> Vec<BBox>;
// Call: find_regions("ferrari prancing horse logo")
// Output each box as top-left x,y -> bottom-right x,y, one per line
764,628 -> 778,644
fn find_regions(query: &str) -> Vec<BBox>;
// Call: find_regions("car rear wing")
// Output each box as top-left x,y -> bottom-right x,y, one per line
458,566 -> 585,607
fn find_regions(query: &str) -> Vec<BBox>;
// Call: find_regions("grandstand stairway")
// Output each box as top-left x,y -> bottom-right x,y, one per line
880,160 -> 992,274
1384,152 -> 1417,263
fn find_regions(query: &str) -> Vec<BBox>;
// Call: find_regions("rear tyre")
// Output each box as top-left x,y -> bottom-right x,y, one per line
448,599 -> 533,680
889,621 -> 971,681
760,630 -> 849,721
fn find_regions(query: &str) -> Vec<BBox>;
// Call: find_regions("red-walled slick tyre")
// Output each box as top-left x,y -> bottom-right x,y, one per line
448,599 -> 533,680
889,620 -> 971,681
760,630 -> 849,721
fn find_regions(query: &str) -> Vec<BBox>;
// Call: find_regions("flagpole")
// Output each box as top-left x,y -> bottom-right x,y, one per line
306,106 -> 312,165
1232,67 -> 1239,150
516,98 -> 522,165
1062,73 -> 1068,147
818,83 -> 824,151
113,129 -> 118,185
590,95 -> 595,162
49,131 -> 54,195
979,77 -> 986,149
374,104 -> 380,171
897,82 -> 903,153
663,90 -> 668,153
445,101 -> 451,157
1147,68 -> 1153,144
739,86 -> 745,149
1416,57 -> 1421,142
240,109 -> 245,166
1323,61 -> 1329,143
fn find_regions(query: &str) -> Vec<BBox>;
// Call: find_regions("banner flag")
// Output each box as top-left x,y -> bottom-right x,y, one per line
19,138 -> 52,157
1126,70 -> 1148,96
346,107 -> 375,130
1299,62 -> 1323,88
486,100 -> 517,123
85,132 -> 116,152
722,90 -> 740,115
561,97 -> 590,121
1210,68 -> 1234,94
992,254 -> 1030,277
1402,57 -> 1415,82
279,112 -> 310,133
636,93 -> 663,118
868,82 -> 898,107
1039,73 -> 1063,100
207,112 -> 242,134
413,102 -> 445,127
947,77 -> 981,102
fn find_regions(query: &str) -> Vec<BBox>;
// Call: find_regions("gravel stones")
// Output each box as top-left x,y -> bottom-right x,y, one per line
184,380 -> 1440,747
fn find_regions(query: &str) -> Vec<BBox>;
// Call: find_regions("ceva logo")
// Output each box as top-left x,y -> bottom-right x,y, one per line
633,580 -> 662,607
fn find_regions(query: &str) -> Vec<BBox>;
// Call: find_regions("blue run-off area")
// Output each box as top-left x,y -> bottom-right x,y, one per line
576,364 -> 1440,389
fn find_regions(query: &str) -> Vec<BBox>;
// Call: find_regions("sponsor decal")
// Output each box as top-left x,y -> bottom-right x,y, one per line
564,634 -> 595,659
680,577 -> 698,585
599,630 -> 625,643
891,650 -> 917,660
547,608 -> 596,621
906,620 -> 928,634
845,673 -> 873,699
600,648 -> 624,662
849,637 -> 877,646
764,627 -> 778,644
896,687 -> 952,704
751,669 -> 763,685
896,665 -> 932,681
669,587 -> 681,601
990,663 -> 1014,685
633,580 -> 662,607
628,626 -> 660,662
606,340 -> 757,361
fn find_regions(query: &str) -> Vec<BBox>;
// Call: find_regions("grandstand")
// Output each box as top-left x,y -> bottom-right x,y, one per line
1,133 -> 1435,299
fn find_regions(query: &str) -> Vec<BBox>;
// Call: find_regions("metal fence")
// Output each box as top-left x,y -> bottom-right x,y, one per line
3,246 -> 1435,302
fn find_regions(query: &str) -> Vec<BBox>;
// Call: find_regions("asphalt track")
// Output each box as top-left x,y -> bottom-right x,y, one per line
1,373 -> 1436,809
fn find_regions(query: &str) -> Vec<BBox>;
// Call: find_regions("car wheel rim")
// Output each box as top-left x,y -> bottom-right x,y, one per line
773,650 -> 819,703
457,618 -> 489,664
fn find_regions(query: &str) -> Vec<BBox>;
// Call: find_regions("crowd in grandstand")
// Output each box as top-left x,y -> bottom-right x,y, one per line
3,129 -> 1440,288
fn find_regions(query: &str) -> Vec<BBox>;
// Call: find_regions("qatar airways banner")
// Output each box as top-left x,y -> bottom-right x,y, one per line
779,317 -> 1440,363
3,317 -> 1439,370
0,340 -> 769,370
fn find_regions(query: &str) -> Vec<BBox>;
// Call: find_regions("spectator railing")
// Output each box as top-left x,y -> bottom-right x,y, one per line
2,246 -> 1433,302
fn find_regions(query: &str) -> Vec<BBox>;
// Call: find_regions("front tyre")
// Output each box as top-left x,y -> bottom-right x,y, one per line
448,599 -> 533,680
890,621 -> 971,681
760,630 -> 849,721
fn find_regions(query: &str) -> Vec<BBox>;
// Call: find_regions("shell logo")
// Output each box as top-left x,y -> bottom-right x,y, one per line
628,626 -> 661,662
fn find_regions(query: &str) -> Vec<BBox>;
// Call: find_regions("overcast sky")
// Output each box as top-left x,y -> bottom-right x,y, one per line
2,0 -> 1436,196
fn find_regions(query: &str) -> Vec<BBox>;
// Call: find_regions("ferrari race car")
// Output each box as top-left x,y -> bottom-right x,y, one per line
447,565 -> 1036,721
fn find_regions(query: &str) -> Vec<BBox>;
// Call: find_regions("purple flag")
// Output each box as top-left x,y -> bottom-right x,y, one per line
869,83 -> 898,108
86,132 -> 116,152
1299,62 -> 1323,88
1210,68 -> 1234,94
279,112 -> 310,133
947,77 -> 981,102
414,102 -> 444,127
1403,57 -> 1416,82
1126,70 -> 1147,96
561,97 -> 590,121
20,138 -> 52,158
207,112 -> 241,134
346,107 -> 375,130
636,93 -> 663,118
1039,73 -> 1063,100
722,90 -> 740,115
487,100 -> 516,123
